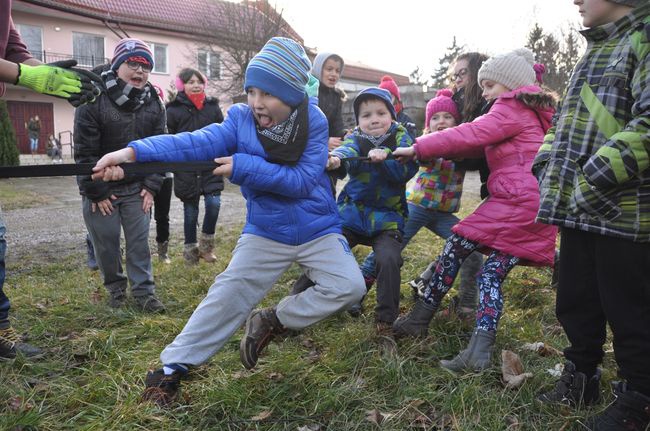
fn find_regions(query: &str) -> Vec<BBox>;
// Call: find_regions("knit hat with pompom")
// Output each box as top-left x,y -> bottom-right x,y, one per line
425,89 -> 460,128
477,48 -> 536,91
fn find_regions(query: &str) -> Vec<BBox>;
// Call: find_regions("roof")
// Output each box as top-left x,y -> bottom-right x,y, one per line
342,60 -> 410,86
19,0 -> 303,43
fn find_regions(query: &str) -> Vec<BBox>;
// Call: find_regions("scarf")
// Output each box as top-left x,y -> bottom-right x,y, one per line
356,123 -> 398,156
187,92 -> 206,110
101,69 -> 151,111
255,97 -> 309,165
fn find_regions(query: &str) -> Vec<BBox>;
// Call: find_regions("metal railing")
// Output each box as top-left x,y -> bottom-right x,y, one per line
38,51 -> 110,69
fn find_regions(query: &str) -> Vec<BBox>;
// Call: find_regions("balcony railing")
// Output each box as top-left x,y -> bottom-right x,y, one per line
37,51 -> 110,69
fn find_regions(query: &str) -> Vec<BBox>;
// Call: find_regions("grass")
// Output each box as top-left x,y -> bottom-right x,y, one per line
0,180 -> 52,210
0,192 -> 620,431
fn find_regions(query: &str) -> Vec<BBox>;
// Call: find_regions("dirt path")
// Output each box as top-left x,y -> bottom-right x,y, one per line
1,172 -> 481,265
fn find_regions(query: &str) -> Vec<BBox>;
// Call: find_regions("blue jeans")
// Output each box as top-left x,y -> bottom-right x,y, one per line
0,214 -> 10,328
183,193 -> 221,244
360,203 -> 459,278
29,137 -> 38,153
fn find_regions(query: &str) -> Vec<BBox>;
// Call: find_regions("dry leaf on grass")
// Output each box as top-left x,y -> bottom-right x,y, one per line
365,409 -> 394,426
251,410 -> 272,421
501,349 -> 533,389
296,425 -> 321,431
90,288 -> 102,304
268,372 -> 284,381
505,415 -> 520,430
8,396 -> 33,413
522,342 -> 562,357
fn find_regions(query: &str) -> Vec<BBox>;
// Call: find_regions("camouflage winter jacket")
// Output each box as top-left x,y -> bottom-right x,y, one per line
533,3 -> 650,242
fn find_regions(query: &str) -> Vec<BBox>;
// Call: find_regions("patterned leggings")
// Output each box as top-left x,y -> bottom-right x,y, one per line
422,234 -> 519,331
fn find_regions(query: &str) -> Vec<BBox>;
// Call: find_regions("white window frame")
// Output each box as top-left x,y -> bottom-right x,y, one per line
146,42 -> 168,74
16,24 -> 43,61
72,32 -> 105,67
198,50 -> 221,80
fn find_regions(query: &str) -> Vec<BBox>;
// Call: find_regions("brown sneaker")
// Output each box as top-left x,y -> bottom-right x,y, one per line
239,307 -> 285,369
142,368 -> 182,407
134,294 -> 166,313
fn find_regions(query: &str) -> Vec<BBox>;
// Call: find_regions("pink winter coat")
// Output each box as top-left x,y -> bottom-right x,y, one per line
414,85 -> 558,266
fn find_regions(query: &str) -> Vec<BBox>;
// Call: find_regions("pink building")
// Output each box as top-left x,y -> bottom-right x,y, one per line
5,0 -> 411,157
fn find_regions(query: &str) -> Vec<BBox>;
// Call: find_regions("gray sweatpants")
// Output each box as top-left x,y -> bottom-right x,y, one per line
82,193 -> 155,297
160,233 -> 366,366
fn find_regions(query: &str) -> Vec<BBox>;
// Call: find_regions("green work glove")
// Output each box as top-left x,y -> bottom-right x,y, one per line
16,60 -> 103,107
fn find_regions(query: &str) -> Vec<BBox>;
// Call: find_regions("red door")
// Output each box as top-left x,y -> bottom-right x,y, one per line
6,101 -> 54,154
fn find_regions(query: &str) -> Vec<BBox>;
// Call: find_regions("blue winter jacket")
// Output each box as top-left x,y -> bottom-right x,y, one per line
128,99 -> 342,245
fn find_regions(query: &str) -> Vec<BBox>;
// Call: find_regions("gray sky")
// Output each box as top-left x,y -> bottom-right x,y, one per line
274,0 -> 582,78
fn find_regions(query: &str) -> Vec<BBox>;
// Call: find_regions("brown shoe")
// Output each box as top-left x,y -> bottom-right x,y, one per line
239,307 -> 285,369
142,368 -> 182,407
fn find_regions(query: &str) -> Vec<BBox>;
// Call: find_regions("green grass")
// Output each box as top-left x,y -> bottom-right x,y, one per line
0,201 -> 619,430
0,180 -> 52,210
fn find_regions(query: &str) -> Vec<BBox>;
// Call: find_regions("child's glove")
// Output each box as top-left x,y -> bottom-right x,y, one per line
16,60 -> 102,107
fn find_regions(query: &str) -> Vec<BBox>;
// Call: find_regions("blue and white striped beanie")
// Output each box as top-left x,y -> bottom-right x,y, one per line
244,37 -> 311,107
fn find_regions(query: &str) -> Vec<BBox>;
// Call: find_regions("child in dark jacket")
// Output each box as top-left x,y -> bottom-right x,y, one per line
327,87 -> 418,327
535,1 -> 650,428
92,37 -> 366,407
167,67 -> 225,265
74,38 -> 165,313
311,52 -> 346,150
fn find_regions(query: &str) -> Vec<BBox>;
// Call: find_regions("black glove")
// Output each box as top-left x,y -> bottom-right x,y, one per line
45,60 -> 103,107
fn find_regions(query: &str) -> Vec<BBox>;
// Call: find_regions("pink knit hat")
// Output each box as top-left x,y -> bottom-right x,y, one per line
425,89 -> 460,128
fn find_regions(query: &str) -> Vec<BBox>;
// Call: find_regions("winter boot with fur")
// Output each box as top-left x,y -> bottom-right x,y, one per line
392,299 -> 437,338
439,328 -> 496,373
198,233 -> 217,262
183,243 -> 199,266
586,382 -> 650,430
157,241 -> 171,264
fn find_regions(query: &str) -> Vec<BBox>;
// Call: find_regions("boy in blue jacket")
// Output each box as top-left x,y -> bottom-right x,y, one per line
92,37 -> 366,406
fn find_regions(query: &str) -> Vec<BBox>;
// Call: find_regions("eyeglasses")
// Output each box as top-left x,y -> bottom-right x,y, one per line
452,68 -> 469,81
125,60 -> 152,73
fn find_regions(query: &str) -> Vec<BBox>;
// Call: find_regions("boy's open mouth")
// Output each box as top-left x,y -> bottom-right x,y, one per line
256,113 -> 274,128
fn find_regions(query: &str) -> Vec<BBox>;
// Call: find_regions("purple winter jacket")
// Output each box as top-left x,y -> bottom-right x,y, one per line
414,85 -> 559,266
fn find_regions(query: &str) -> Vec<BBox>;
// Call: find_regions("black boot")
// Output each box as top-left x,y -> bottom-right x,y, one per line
392,299 -> 437,338
585,382 -> 650,431
537,361 -> 601,407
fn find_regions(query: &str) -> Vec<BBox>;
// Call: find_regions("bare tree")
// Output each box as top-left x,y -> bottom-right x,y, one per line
192,0 -> 293,99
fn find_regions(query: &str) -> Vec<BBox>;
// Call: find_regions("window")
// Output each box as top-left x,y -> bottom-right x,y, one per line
146,42 -> 168,74
198,51 -> 221,79
16,24 -> 43,61
72,32 -> 104,67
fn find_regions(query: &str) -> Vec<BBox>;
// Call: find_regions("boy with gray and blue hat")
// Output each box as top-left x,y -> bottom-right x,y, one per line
90,37 -> 366,407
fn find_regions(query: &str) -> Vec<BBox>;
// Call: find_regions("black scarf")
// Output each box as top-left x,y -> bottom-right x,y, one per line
356,123 -> 398,156
101,69 -> 151,112
255,97 -> 309,165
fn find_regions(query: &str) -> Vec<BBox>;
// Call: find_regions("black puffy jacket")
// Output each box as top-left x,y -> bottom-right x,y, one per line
317,83 -> 345,138
74,66 -> 165,202
166,92 -> 224,202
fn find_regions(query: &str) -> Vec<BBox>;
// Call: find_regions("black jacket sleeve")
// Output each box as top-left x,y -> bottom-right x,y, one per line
74,103 -> 112,202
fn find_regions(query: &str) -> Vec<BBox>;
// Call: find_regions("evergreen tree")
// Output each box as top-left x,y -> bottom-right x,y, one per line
430,37 -> 465,89
409,66 -> 425,86
0,100 -> 19,166
526,22 -> 584,95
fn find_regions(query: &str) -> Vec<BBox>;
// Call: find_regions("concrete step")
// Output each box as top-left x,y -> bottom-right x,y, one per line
19,154 -> 74,166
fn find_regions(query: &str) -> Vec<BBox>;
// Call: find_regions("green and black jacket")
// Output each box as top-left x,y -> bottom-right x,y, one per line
534,3 -> 650,242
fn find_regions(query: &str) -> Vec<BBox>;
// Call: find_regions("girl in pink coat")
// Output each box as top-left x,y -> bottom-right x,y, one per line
391,48 -> 558,373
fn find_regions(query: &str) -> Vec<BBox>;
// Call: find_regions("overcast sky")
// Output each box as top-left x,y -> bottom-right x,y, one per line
273,0 -> 582,78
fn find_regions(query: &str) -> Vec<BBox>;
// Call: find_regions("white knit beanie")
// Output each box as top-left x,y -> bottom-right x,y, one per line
477,48 -> 536,90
